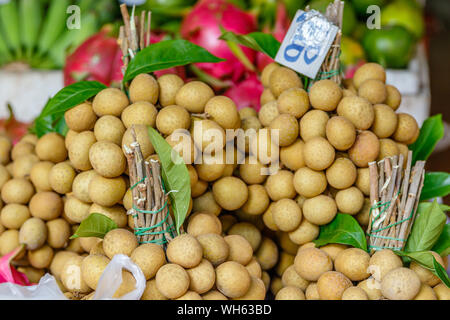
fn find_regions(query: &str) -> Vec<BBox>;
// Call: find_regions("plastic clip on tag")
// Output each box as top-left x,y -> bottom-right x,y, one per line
275,9 -> 338,79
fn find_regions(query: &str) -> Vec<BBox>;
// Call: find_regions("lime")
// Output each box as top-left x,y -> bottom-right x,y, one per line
308,0 -> 357,36
340,36 -> 365,67
381,1 -> 425,39
351,0 -> 386,17
362,25 -> 416,69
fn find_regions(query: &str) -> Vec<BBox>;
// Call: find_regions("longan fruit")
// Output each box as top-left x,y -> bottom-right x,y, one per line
228,222 -> 262,252
260,88 -> 276,106
280,140 -> 305,171
30,161 -> 53,191
176,291 -> 203,300
1,203 -> 30,229
191,119 -> 225,152
103,228 -> 138,259
35,133 -> 67,163
342,286 -> 369,300
356,168 -> 370,196
385,85 -> 402,110
258,101 -> 279,127
326,116 -> 356,151
381,267 -> 421,300
167,234 -> 203,268
64,196 -> 91,223
65,130 -> 78,150
270,277 -> 283,296
157,74 -> 184,107
317,271 -> 352,300
195,154 -> 226,182
334,248 -> 370,281
89,239 -> 105,255
65,102 -> 97,132
122,125 -> 154,159
309,80 -> 342,111
79,237 -> 101,253
175,81 -> 214,113
349,131 -> 380,167
277,88 -> 309,118
11,154 -> 38,179
93,115 -> 125,146
358,79 -> 387,104
28,244 -> 54,269
320,244 -> 348,261
326,158 -> 357,190
265,170 -> 296,201
275,252 -> 295,276
261,62 -> 278,87
224,234 -> 253,265
121,101 -> 158,129
357,277 -> 382,300
0,229 -> 23,258
353,63 -> 386,89
414,284 -> 437,300
293,167 -> 327,198
88,175 -> 126,207
186,259 -> 215,294
216,261 -> 251,299
1,178 -> 34,204
129,73 -> 159,104
269,114 -> 299,147
410,252 -> 445,287
294,248 -> 333,282
0,165 -> 10,190
371,104 -> 398,138
378,138 -> 399,160
29,192 -> 63,220
141,279 -> 168,300
302,195 -> 337,225
93,88 -> 129,117
272,199 -> 302,232
47,218 -> 71,249
17,267 -> 45,284
89,141 -> 126,178
246,257 -> 262,279
337,96 -> 374,130
156,105 -> 190,136
303,137 -> 335,171
191,179 -> 208,198
393,113 -> 419,143
49,162 -> 76,194
61,255 -> 92,294
197,233 -> 229,266
305,283 -> 320,300
282,265 -> 309,291
68,131 -> 96,171
19,217 -> 47,250
269,66 -> 302,97
255,237 -> 279,270
434,283 -> 450,300
288,219 -> 319,246
212,176 -> 248,211
81,254 -> 110,290
239,107 -> 257,120
234,276 -> 266,300
156,263 -> 190,299
368,249 -> 403,282
356,198 -> 371,226
248,128 -> 279,162
131,243 -> 166,280
166,129 -> 196,164
187,212 -> 222,236
404,127 -> 420,145
192,192 -> 221,216
0,136 -> 11,165
239,157 -> 267,185
299,110 -> 329,142
49,251 -> 79,280
11,142 -> 34,164
241,184 -> 269,216
205,96 -> 241,129
278,232 -> 298,255
72,170 -> 97,203
335,187 -> 364,215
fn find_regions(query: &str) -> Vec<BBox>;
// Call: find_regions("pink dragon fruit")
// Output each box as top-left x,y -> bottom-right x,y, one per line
224,73 -> 264,111
181,0 -> 257,82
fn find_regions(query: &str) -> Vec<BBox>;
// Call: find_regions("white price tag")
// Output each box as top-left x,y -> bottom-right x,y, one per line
275,9 -> 338,79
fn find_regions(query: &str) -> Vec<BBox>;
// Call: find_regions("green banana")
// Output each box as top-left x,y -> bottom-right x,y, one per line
19,0 -> 43,60
71,11 -> 98,47
37,0 -> 70,56
0,0 -> 22,58
0,26 -> 13,64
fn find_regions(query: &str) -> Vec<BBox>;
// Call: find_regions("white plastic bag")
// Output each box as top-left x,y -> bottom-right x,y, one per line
0,254 -> 146,300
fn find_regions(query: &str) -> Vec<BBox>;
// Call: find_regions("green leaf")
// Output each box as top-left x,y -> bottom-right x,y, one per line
70,213 -> 118,239
313,214 -> 368,251
405,200 -> 447,253
421,172 -> 450,201
34,81 -> 106,137
409,114 -> 444,164
432,224 -> 450,256
147,127 -> 191,233
417,202 -> 450,213
123,40 -> 224,82
396,251 -> 450,288
219,31 -> 281,59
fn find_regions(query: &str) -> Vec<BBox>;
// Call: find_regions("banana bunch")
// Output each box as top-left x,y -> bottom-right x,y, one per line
0,0 -> 118,70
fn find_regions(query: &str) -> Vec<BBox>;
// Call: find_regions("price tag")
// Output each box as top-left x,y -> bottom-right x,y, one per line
275,9 -> 338,79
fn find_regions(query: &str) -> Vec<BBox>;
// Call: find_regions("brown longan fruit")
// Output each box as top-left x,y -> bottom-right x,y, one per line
261,62 -> 278,87
309,80 -> 342,111
157,74 -> 184,107
141,279 -> 168,300
29,192 -> 63,220
30,161 -> 53,191
11,142 -> 34,161
64,196 -> 90,224
410,251 -> 445,287
414,284 -> 438,300
228,222 -> 262,252
67,131 -> 95,171
65,102 -> 97,132
93,88 -> 129,117
89,141 -> 126,178
81,254 -> 110,290
175,81 -> 214,113
131,243 -> 166,280
293,167 -> 327,198
353,63 -> 386,89
272,199 -> 302,232
358,79 -> 387,104
258,101 -> 279,127
385,85 -> 402,110
0,136 -> 11,165
1,178 -> 34,204
299,110 -> 329,142
79,237 -> 101,253
186,259 -> 215,294
224,234 -> 253,265
35,133 -> 67,163
356,198 -> 371,226
61,255 -> 92,294
12,154 -> 38,179
187,212 -> 222,236
337,96 -> 374,130
90,203 -> 128,228
205,96 -> 241,129
246,257 -> 262,279
302,195 -> 337,225
368,249 -> 403,281
19,217 -> 47,250
49,251 -> 79,280
378,138 -> 399,160
275,252 -> 295,276
288,219 -> 319,245
94,115 -> 125,146
260,88 -> 276,106
103,228 -> 138,259
317,271 -> 352,300
294,248 -> 333,281
122,125 -> 154,159
216,261 -> 251,298
156,105 -> 190,136
305,283 -> 320,300
49,162 -> 75,194
371,104 -> 398,138
241,184 -> 270,216
88,175 -> 126,207
28,244 -> 54,269
0,165 -> 10,190
356,168 -> 370,196
404,127 -> 420,145
1,204 -> 30,229
269,114 -> 299,147
326,116 -> 356,151
303,137 -> 335,171
342,286 -> 369,300
282,264 -> 309,291
167,234 -> 203,268
334,248 -> 370,281
239,157 -> 267,185
320,244 -> 348,262
269,67 -> 302,97
165,129 -> 196,164
349,131 -> 380,167
326,158 -> 357,190
357,277 -> 382,300
255,237 -> 279,271
191,179 -> 208,198
434,283 -> 450,300
265,169 -> 296,201
277,88 -> 309,118
121,101 -> 158,129
270,277 -> 283,296
65,130 -> 78,150
195,154 -> 226,182
192,191 -> 221,216
233,276 -> 266,300
239,107 -> 257,120
129,74 -> 159,104
72,170 -> 97,203
335,187 -> 365,215
191,119 -> 225,152
47,218 -> 70,249
0,229 -> 23,258
197,233 -> 229,266
381,267 -> 421,300
393,113 -> 419,143
212,176 -> 248,211
280,140 -> 305,171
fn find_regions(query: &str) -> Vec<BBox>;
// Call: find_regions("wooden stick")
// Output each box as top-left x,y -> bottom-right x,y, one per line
146,12 -> 151,48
